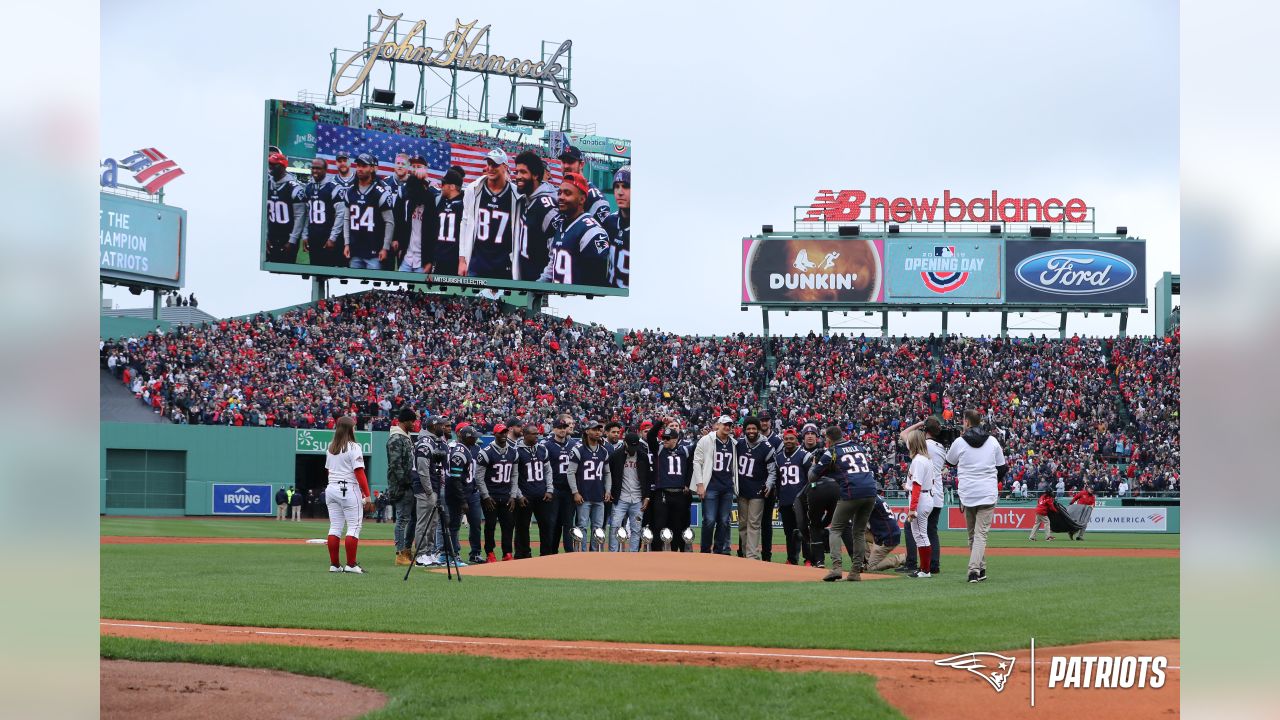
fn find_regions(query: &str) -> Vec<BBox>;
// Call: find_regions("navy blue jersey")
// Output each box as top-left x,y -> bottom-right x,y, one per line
811,440 -> 878,500
603,211 -> 630,289
518,190 -> 558,282
475,441 -> 520,499
343,183 -> 393,259
586,183 -> 611,225
570,442 -> 611,503
546,213 -> 611,287
868,496 -> 901,547
735,438 -> 777,499
434,195 -> 463,274
543,436 -> 579,492
517,442 -> 551,497
304,180 -> 343,246
763,431 -> 783,452
709,437 -> 736,493
469,182 -> 517,277
266,175 -> 305,243
775,446 -> 811,506
447,442 -> 479,498
332,169 -> 357,189
654,444 -> 691,491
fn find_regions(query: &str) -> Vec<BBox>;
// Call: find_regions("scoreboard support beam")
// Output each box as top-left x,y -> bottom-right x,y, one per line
821,310 -> 829,335
1119,310 -> 1129,338
311,277 -> 328,303
152,289 -> 161,321
1000,311 -> 1009,338
761,308 -> 771,340
941,310 -> 949,338
881,310 -> 889,338
526,292 -> 547,319
1059,312 -> 1068,340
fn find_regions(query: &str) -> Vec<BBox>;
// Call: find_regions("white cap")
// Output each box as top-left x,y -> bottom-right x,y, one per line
716,415 -> 734,425
485,148 -> 509,165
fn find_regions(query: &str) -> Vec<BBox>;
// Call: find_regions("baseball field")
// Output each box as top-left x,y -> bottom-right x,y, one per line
99,516 -> 1178,719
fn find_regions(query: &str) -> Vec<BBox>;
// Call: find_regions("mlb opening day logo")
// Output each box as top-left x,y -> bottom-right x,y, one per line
900,245 -> 988,294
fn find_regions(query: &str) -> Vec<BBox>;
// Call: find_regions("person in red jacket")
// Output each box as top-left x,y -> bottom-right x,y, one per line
1069,485 -> 1096,540
1028,488 -> 1056,541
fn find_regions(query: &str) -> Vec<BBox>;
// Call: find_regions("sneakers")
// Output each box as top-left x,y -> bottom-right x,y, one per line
1046,536 -> 1056,542
470,553 -> 486,565
978,568 -> 987,582
329,565 -> 343,573
894,566 -> 915,574
909,571 -> 932,579
501,553 -> 513,562
486,552 -> 497,564
822,570 -> 843,582
415,553 -> 440,567
844,572 -> 862,582
968,571 -> 980,583
1028,537 -> 1038,541
345,565 -> 365,574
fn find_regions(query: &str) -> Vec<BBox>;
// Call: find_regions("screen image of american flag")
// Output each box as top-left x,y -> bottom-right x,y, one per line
314,123 -> 563,185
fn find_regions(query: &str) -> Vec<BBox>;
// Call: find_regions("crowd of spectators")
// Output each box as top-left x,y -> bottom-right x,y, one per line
101,291 -> 1179,496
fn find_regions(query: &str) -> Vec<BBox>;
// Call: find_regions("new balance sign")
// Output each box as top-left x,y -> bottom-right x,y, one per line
212,483 -> 273,515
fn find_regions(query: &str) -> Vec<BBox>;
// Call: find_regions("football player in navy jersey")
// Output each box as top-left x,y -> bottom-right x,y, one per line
303,158 -> 346,268
265,151 -> 306,263
736,416 -> 778,560
603,165 -> 630,289
542,417 -> 580,553
650,425 -> 693,551
332,150 -> 356,188
756,412 -> 782,561
809,424 -> 879,581
567,421 -> 613,549
342,154 -> 395,270
425,166 -> 465,276
514,425 -> 554,559
538,173 -> 612,287
385,153 -> 411,269
557,145 -> 611,224
395,155 -> 441,273
475,423 -> 522,562
459,149 -> 519,278
512,151 -> 559,282
774,428 -> 811,564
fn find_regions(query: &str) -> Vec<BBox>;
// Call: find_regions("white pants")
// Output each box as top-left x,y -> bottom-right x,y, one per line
326,483 -> 363,538
911,496 -> 934,549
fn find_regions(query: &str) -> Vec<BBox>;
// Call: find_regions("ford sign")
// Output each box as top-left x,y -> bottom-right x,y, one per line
1013,249 -> 1137,296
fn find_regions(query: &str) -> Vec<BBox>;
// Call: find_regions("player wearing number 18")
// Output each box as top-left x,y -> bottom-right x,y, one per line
475,424 -> 522,563
303,158 -> 346,267
538,173 -> 612,287
810,424 -> 879,581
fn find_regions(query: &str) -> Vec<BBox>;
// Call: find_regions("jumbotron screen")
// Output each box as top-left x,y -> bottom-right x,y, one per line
261,100 -> 630,296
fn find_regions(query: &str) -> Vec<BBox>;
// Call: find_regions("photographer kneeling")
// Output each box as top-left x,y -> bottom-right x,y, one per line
945,410 -> 1007,584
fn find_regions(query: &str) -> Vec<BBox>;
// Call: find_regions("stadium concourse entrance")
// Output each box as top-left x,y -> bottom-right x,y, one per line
293,453 -> 373,519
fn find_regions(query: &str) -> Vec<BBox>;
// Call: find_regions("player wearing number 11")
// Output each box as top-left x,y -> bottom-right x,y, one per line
809,424 -> 879,581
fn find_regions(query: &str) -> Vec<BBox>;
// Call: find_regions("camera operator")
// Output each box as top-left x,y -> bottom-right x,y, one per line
896,416 -> 947,575
945,410 -> 1008,583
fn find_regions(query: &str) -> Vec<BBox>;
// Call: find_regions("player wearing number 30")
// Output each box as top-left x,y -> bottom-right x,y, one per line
458,148 -> 520,279
538,173 -> 612,286
474,424 -> 523,563
809,424 -> 879,582
265,151 -> 306,264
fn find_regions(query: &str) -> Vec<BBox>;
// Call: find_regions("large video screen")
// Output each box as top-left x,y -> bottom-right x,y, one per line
261,100 -> 630,296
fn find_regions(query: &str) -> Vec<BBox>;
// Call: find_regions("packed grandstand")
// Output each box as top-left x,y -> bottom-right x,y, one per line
101,290 -> 1180,498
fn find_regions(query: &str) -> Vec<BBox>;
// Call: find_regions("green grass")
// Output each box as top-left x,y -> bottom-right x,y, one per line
101,636 -> 903,719
101,544 -> 1178,653
100,516 -> 1180,550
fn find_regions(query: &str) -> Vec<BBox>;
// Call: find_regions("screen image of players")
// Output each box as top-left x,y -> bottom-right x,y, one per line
331,150 -> 356,188
558,145 -> 611,225
265,151 -> 306,263
424,166 -> 465,276
458,149 -> 519,279
304,158 -> 346,267
391,154 -> 440,273
512,151 -> 559,282
603,165 -> 630,289
341,153 -> 396,270
539,172 -> 612,286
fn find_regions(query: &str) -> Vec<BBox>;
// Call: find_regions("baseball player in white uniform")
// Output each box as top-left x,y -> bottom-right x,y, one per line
325,417 -> 371,573
905,431 -> 938,578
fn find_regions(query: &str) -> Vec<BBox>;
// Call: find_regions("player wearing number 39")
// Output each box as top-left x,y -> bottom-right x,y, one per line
810,424 -> 879,582
458,148 -> 520,279
538,173 -> 612,287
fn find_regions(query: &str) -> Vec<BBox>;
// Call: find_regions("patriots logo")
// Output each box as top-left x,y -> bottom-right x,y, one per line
793,249 -> 817,272
934,652 -> 1016,693
594,236 -> 610,253
922,245 -> 970,293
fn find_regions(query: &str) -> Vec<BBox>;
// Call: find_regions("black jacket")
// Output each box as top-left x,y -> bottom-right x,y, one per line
275,488 -> 288,504
609,444 -> 653,501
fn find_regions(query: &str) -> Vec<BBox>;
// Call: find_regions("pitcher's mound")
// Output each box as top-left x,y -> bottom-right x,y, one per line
436,552 -> 893,582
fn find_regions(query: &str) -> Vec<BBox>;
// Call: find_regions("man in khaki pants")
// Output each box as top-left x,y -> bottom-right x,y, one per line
945,410 -> 1007,583
735,417 -> 777,560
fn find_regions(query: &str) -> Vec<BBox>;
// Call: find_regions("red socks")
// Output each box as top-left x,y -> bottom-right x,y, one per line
327,535 -> 340,566
345,536 -> 359,567
918,547 -> 932,574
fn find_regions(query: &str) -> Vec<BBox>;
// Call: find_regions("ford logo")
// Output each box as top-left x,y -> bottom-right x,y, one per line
1013,249 -> 1137,296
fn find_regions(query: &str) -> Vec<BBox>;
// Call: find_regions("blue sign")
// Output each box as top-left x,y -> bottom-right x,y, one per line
885,240 -> 1003,303
1005,240 -> 1145,305
212,483 -> 274,515
100,192 -> 187,288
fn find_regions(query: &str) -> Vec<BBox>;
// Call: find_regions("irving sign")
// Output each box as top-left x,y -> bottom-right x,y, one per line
332,11 -> 576,107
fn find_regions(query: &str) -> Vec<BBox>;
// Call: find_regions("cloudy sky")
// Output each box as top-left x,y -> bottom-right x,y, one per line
101,0 -> 1177,337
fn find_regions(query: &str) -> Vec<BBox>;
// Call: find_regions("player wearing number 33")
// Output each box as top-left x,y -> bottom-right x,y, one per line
538,172 -> 613,287
809,424 -> 879,582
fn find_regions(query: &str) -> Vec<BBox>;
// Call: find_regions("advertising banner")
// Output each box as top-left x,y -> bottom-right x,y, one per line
274,115 -> 318,158
1005,240 -> 1146,305
212,483 -> 274,515
100,192 -> 186,288
565,133 -> 631,158
741,237 -> 885,304
295,429 -> 373,455
885,239 -> 1003,303
946,505 -> 1170,532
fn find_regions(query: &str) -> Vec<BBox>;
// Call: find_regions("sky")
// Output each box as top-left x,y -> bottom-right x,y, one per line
101,0 -> 1178,337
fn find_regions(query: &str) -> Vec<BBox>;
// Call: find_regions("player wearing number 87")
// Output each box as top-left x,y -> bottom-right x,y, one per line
474,424 -> 523,562
265,151 -> 306,263
809,424 -> 879,581
538,173 -> 612,287
458,149 -> 519,279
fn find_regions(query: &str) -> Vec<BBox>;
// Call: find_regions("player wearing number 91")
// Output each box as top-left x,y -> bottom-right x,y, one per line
458,148 -> 520,279
538,172 -> 612,287
809,424 -> 879,582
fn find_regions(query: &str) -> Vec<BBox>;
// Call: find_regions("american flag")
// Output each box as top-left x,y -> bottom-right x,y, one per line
314,123 -> 562,187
